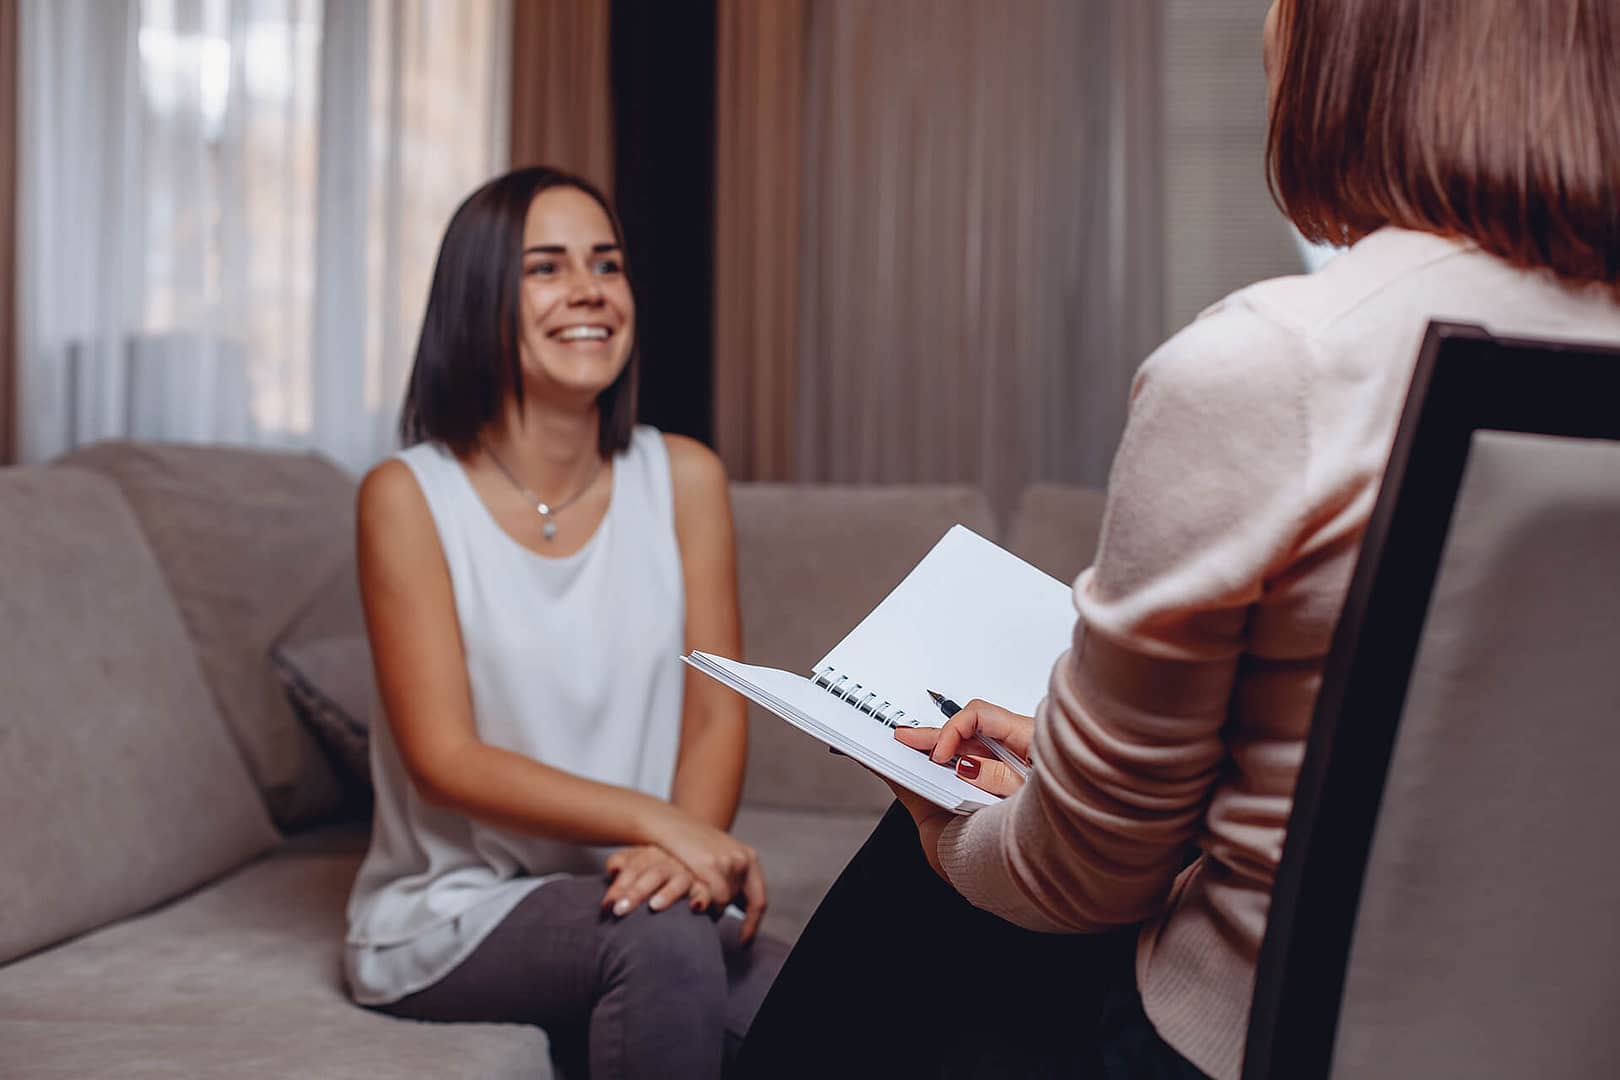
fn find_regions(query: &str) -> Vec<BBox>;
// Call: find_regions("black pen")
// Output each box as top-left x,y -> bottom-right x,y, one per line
926,689 -> 1031,780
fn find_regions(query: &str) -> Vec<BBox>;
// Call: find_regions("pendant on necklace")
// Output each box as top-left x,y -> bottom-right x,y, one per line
537,504 -> 557,541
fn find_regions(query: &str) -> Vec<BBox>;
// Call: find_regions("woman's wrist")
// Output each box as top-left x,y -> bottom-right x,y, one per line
669,787 -> 737,832
632,795 -> 685,849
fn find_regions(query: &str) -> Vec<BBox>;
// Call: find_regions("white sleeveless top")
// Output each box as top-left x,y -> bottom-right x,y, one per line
344,426 -> 686,1004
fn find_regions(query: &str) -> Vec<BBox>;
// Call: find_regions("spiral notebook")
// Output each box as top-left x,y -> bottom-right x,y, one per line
683,525 -> 1076,813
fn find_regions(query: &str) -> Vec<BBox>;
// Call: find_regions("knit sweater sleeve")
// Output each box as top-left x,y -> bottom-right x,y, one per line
937,298 -> 1312,932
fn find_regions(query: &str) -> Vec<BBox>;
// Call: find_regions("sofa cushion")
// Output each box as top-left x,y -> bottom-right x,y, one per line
0,466 -> 279,966
1003,482 -> 1109,586
280,552 -> 367,642
56,441 -> 359,829
729,485 -> 996,812
0,1019 -> 548,1080
0,852 -> 549,1079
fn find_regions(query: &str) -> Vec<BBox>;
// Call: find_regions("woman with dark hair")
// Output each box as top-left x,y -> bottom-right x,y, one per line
736,2 -> 1620,1078
345,167 -> 785,1078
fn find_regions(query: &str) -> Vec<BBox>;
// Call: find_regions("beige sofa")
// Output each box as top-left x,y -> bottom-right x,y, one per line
0,442 -> 1105,1079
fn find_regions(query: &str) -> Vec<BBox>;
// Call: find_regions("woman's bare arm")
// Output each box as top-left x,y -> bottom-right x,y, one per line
663,434 -> 749,831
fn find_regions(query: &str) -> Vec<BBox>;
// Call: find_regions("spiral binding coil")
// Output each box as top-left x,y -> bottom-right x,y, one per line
810,665 -> 912,728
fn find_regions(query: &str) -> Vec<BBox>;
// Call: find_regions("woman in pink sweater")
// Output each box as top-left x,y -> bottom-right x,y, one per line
736,2 -> 1620,1078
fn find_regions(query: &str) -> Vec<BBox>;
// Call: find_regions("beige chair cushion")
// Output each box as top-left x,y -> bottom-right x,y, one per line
730,484 -> 996,811
1333,431 -> 1620,1078
0,467 -> 279,966
57,442 -> 359,829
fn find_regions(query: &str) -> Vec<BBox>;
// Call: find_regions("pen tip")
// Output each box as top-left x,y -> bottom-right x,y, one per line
925,689 -> 943,703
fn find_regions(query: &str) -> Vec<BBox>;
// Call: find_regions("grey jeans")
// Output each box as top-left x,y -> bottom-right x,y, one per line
374,876 -> 789,1080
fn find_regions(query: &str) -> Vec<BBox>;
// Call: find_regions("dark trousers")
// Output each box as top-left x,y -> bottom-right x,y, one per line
374,876 -> 789,1080
733,802 -> 1211,1080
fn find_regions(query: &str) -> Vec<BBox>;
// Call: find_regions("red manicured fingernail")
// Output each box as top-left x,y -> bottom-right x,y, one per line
957,757 -> 980,779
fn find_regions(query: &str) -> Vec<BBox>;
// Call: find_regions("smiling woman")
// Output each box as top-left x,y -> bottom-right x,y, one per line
511,190 -> 635,420
400,170 -> 640,465
348,166 -> 787,1078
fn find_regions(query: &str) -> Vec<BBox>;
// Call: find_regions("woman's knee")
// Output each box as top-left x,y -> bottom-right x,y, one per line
603,905 -> 727,990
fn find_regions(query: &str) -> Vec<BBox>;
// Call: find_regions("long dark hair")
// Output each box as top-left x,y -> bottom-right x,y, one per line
399,166 -> 639,457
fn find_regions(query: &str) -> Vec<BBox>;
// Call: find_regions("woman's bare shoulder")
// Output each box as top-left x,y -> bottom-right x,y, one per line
661,432 -> 729,507
357,457 -> 439,554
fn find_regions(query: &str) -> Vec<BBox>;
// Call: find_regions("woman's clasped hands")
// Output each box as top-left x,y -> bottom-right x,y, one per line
601,813 -> 767,944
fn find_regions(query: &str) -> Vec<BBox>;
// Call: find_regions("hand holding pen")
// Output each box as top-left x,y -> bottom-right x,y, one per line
892,692 -> 1034,797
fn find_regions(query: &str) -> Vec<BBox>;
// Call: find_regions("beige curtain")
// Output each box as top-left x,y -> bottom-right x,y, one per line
713,0 -> 805,480
794,0 -> 1163,501
508,0 -> 614,192
0,0 -> 15,464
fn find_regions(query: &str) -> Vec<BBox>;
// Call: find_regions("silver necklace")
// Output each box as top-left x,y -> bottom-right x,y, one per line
481,443 -> 604,542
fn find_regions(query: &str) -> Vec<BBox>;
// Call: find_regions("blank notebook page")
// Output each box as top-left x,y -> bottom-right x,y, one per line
812,525 -> 1076,730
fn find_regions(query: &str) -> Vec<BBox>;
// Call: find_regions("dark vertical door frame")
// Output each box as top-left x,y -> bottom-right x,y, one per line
610,0 -> 718,446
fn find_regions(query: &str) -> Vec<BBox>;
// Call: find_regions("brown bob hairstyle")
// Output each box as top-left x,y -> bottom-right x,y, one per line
1268,0 -> 1620,292
399,166 -> 638,458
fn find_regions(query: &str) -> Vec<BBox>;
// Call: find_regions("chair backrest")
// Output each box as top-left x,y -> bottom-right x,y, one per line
1243,321 -> 1620,1079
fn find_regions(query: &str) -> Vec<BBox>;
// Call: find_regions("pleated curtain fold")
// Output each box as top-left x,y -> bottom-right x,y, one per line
508,0 -> 614,193
713,0 -> 805,481
713,0 -> 1165,502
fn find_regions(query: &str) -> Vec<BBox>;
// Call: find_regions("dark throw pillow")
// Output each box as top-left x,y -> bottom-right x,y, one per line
271,634 -> 374,789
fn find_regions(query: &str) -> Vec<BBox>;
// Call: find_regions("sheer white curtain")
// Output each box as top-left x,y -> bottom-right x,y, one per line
16,0 -> 508,472
795,0 -> 1163,500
